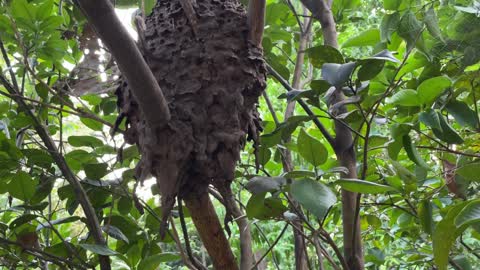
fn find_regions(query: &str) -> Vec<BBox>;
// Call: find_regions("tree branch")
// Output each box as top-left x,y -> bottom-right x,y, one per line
74,0 -> 170,128
247,0 -> 266,47
266,64 -> 335,147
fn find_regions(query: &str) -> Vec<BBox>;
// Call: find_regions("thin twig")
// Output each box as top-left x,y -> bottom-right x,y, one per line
266,64 -> 335,147
250,223 -> 288,270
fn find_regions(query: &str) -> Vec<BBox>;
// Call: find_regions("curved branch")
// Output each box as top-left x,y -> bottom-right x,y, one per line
74,0 -> 170,128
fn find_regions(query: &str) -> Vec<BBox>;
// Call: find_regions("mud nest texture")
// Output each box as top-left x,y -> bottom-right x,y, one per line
115,0 -> 267,221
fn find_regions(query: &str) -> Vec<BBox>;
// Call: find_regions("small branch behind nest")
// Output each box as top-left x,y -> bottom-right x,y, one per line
179,0 -> 199,38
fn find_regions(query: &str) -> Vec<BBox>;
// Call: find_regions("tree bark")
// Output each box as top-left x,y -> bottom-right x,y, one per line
283,6 -> 312,270
74,0 -> 170,128
303,1 -> 364,269
223,187 -> 255,270
184,192 -> 239,270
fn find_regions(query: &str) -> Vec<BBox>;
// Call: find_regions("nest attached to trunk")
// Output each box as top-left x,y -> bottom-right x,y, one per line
115,0 -> 266,227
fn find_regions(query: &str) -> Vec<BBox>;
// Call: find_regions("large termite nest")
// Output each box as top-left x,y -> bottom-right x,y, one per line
115,0 -> 266,224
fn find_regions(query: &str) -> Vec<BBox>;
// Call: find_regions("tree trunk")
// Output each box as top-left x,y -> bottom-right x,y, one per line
184,192 -> 239,270
299,0 -> 364,269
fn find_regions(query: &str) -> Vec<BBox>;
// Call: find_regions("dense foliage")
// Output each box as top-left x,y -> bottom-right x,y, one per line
0,0 -> 479,269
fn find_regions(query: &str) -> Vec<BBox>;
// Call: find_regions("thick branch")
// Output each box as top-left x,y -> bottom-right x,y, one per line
247,0 -> 266,47
74,0 -> 170,127
305,1 -> 363,269
184,192 -> 239,270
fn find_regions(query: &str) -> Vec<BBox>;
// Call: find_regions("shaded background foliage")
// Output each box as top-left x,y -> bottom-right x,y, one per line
0,0 -> 479,269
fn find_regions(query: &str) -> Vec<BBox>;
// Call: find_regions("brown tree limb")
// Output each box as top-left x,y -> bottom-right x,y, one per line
74,0 -> 170,128
184,192 -> 239,270
301,1 -> 363,269
283,7 -> 312,269
247,0 -> 266,47
222,186 -> 255,270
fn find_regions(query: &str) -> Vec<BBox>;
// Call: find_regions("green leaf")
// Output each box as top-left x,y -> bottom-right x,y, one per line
9,214 -> 38,230
343,29 -> 380,48
419,200 -> 434,235
424,7 -> 444,42
455,200 -> 480,228
445,101 -> 479,129
68,136 -> 103,148
456,162 -> 480,182
369,50 -> 400,63
389,89 -> 420,107
419,109 -> 442,131
10,0 -> 36,21
433,202 -> 469,270
7,171 -> 37,201
22,149 -> 54,169
357,60 -> 385,81
290,179 -> 336,220
397,11 -> 424,51
307,45 -> 344,68
80,118 -> 104,131
102,225 -> 129,244
416,76 -> 451,105
246,193 -> 287,220
84,163 -> 108,180
36,216 -> 80,231
138,0 -> 156,16
380,12 -> 400,42
79,244 -> 118,256
383,0 -> 401,10
245,177 -> 286,195
432,112 -> 464,144
336,179 -> 396,194
297,129 -> 328,166
137,253 -> 181,270
342,29 -> 380,48
36,0 -> 54,20
402,135 -> 429,169
322,62 -> 356,87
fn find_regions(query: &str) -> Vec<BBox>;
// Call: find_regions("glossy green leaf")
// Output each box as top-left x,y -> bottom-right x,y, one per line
357,60 -> 385,81
417,76 -> 451,105
455,200 -> 480,228
297,129 -> 328,166
245,176 -> 286,195
307,45 -> 344,68
322,62 -> 356,87
432,112 -> 464,144
419,109 -> 442,131
343,29 -> 380,47
402,135 -> 428,169
336,179 -> 396,194
445,100 -> 479,128
102,225 -> 129,244
291,179 -> 336,220
389,89 -> 419,107
68,136 -> 103,148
